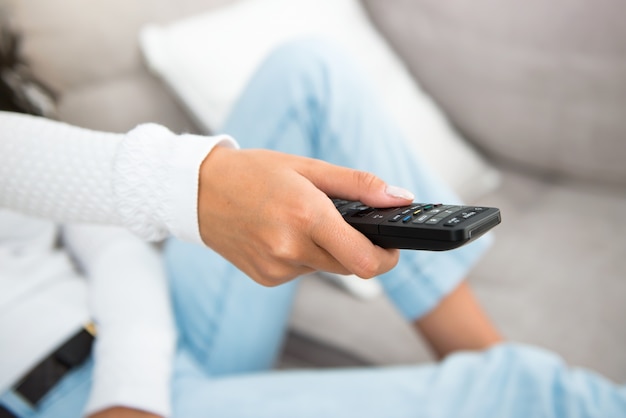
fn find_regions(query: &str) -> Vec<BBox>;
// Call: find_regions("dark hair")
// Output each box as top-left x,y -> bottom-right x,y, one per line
0,21 -> 57,116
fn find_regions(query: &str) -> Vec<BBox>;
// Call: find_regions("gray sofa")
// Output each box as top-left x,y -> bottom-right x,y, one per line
4,0 -> 625,383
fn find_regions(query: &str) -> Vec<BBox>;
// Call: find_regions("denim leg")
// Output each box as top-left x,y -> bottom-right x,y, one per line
163,239 -> 298,376
0,359 -> 94,418
170,343 -> 626,418
11,344 -> 623,418
220,38 -> 492,320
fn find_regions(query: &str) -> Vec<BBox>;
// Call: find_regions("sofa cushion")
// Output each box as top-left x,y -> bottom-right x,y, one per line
2,0 -> 233,131
471,172 -> 626,382
57,72 -> 198,134
3,0 -> 233,93
363,0 -> 626,187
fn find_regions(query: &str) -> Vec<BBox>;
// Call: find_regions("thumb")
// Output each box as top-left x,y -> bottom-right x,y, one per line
302,160 -> 414,207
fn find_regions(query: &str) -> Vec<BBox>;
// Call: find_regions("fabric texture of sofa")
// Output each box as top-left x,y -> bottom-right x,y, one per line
3,0 -> 625,383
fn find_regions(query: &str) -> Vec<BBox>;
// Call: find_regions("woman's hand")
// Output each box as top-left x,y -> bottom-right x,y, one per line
197,147 -> 414,286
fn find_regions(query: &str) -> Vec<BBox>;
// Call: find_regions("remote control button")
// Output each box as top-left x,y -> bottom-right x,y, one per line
345,202 -> 364,210
401,215 -> 413,223
425,204 -> 453,215
389,213 -> 404,222
338,201 -> 369,217
332,199 -> 351,208
412,213 -> 432,224
442,206 -> 463,216
425,215 -> 446,224
352,209 -> 375,218
457,210 -> 480,221
444,217 -> 464,227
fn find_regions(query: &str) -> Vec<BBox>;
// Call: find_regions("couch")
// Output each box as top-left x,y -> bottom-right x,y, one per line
3,0 -> 625,383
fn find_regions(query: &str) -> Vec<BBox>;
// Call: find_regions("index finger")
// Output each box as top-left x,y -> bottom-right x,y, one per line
310,204 -> 400,278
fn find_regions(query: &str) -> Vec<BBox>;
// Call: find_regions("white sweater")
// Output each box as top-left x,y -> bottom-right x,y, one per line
0,111 -> 237,416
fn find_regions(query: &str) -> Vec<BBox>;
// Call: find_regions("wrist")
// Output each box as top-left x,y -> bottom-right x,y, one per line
197,145 -> 235,245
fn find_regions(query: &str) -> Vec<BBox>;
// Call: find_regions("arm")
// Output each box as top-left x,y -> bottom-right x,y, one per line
0,111 -> 234,243
1,112 -> 411,286
62,224 -> 176,417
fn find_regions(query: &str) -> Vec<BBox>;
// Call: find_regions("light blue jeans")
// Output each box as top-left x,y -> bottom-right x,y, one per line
4,39 -> 624,418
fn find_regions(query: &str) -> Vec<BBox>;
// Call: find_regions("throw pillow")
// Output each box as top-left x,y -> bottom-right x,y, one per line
139,0 -> 500,202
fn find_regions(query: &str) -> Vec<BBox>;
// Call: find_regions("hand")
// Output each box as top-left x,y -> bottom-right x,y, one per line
197,147 -> 414,286
88,407 -> 161,418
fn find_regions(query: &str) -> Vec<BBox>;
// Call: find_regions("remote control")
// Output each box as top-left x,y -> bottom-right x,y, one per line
333,199 -> 501,251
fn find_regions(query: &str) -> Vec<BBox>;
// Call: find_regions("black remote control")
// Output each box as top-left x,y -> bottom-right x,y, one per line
333,199 -> 501,251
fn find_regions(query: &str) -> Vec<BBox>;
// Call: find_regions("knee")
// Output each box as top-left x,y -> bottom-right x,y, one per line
268,37 -> 346,63
259,37 -> 356,87
485,343 -> 567,389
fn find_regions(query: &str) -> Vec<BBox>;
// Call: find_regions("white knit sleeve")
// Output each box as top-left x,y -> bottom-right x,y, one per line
62,224 -> 176,417
0,111 -> 237,244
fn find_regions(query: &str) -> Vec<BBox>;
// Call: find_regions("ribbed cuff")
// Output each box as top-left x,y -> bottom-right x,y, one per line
115,124 -> 237,244
84,329 -> 175,417
167,133 -> 238,245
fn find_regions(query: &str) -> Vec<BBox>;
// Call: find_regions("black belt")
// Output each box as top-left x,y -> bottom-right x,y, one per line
6,324 -> 95,415
0,405 -> 17,418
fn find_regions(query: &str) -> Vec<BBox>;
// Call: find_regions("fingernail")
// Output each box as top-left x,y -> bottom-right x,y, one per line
385,185 -> 414,201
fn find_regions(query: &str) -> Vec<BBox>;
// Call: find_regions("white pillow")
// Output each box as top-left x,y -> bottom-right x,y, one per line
139,0 -> 500,202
